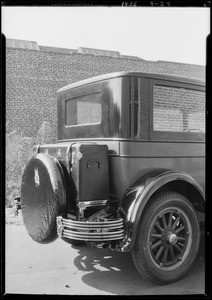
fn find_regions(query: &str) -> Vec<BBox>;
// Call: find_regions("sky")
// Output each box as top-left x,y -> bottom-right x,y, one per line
1,6 -> 210,65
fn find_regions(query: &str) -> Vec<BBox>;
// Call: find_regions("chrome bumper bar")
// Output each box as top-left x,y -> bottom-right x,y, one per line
56,216 -> 124,242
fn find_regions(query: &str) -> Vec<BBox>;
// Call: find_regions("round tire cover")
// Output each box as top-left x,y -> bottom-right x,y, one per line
21,153 -> 66,244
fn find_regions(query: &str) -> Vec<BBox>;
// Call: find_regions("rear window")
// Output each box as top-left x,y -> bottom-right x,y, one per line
153,85 -> 205,133
65,93 -> 102,126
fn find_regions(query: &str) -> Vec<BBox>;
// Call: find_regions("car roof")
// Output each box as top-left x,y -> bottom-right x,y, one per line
57,71 -> 205,93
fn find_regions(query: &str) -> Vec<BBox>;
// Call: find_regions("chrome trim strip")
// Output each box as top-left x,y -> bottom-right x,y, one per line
61,218 -> 123,226
63,222 -> 123,230
63,232 -> 124,241
63,229 -> 124,236
57,216 -> 124,242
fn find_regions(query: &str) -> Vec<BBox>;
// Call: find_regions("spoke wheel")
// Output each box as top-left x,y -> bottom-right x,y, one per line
149,208 -> 191,269
131,191 -> 200,284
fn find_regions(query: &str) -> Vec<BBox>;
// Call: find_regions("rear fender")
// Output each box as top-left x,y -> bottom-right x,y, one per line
119,168 -> 204,252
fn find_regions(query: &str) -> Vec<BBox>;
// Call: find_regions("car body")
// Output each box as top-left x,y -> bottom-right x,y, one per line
20,71 -> 205,283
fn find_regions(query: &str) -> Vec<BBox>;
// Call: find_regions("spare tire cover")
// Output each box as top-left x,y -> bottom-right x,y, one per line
21,153 -> 66,244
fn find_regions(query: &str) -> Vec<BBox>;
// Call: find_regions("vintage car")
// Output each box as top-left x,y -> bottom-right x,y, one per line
20,71 -> 205,284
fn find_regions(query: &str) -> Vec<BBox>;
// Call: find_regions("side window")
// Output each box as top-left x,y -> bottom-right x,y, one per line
153,85 -> 205,133
65,93 -> 102,126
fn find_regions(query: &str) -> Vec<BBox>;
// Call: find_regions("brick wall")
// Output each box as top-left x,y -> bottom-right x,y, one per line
6,42 -> 206,140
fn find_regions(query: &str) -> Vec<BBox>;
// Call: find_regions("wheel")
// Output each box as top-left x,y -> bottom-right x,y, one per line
21,153 -> 66,244
131,191 -> 200,284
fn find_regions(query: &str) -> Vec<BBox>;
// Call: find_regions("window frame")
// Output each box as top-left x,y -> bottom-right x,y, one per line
58,77 -> 125,140
150,79 -> 205,142
65,92 -> 102,127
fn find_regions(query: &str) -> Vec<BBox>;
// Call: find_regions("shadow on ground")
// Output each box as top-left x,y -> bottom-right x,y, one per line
71,238 -> 205,295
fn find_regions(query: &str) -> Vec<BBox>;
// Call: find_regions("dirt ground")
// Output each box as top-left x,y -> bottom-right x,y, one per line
5,208 -> 206,296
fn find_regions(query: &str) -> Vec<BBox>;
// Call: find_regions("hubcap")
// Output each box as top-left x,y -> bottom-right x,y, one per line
167,233 -> 178,244
148,208 -> 191,268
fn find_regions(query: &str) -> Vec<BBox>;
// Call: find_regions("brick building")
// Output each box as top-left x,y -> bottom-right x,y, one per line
6,38 -> 206,140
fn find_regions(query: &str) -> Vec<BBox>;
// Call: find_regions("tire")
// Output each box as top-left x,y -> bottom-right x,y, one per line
21,153 -> 66,244
131,191 -> 200,284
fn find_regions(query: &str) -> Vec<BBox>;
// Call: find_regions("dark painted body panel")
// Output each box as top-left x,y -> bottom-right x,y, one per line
41,71 -> 205,250
58,71 -> 204,93
118,140 -> 205,195
55,71 -> 205,212
44,138 -> 205,203
57,77 -> 130,140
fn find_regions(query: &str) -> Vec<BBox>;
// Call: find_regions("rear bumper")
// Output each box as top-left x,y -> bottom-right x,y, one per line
56,216 -> 124,242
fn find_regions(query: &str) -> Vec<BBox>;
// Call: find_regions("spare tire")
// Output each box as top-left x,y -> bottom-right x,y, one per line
21,153 -> 66,244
